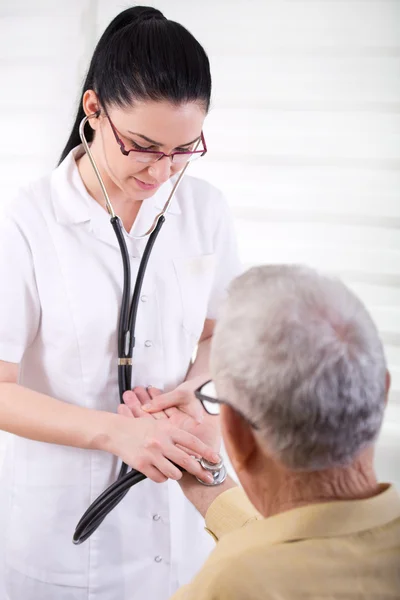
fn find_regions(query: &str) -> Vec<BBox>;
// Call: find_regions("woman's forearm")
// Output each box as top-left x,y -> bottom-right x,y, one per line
0,382 -> 221,483
0,382 -> 113,450
186,336 -> 212,382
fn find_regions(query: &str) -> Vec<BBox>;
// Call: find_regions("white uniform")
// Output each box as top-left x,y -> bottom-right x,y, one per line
0,147 -> 241,600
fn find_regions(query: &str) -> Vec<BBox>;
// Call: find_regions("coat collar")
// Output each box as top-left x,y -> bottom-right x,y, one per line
51,145 -> 182,228
50,146 -> 181,257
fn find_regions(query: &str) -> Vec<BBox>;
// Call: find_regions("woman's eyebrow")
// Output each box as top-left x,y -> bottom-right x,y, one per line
127,131 -> 201,147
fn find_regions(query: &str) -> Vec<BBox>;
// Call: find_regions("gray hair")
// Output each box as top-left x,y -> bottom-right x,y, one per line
211,265 -> 387,471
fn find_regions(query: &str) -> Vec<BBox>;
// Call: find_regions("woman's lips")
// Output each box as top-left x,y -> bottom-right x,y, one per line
134,177 -> 159,191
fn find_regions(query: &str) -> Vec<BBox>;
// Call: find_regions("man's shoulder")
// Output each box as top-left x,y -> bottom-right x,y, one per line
195,515 -> 400,599
182,536 -> 286,600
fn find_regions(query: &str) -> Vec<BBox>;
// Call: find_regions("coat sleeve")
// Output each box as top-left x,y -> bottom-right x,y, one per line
206,193 -> 242,321
0,214 -> 41,363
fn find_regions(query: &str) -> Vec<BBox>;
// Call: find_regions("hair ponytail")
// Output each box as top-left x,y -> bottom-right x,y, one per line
59,6 -> 211,164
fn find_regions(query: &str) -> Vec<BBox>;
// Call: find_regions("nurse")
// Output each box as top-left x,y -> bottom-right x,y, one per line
0,6 -> 240,600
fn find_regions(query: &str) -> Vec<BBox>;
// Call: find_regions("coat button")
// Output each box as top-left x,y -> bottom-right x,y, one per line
141,295 -> 148,302
154,555 -> 163,563
145,340 -> 152,348
153,514 -> 161,521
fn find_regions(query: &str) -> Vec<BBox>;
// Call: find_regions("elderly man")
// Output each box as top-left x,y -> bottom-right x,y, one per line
123,265 -> 400,599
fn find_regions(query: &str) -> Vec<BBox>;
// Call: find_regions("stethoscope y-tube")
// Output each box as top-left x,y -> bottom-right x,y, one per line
73,112 -> 192,544
113,213 -> 165,401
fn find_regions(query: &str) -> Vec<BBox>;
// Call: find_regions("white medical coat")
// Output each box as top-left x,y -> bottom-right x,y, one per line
0,147 -> 241,600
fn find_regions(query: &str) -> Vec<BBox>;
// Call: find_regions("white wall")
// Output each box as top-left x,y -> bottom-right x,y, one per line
0,0 -> 399,484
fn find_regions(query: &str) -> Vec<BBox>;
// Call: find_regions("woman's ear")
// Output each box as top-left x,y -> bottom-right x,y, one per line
82,90 -> 101,128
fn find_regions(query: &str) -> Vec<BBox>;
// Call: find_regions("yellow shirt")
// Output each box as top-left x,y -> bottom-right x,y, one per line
171,485 -> 400,599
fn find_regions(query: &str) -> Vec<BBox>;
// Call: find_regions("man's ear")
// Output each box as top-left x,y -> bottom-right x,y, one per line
385,370 -> 391,406
221,404 -> 257,475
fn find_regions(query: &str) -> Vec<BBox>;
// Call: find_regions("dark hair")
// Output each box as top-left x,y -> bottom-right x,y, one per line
59,6 -> 212,164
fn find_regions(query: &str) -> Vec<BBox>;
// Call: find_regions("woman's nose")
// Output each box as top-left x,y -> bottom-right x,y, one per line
148,156 -> 172,184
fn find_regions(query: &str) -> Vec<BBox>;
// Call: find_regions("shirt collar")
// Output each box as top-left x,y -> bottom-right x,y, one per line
208,484 -> 400,546
257,484 -> 400,545
51,145 -> 181,227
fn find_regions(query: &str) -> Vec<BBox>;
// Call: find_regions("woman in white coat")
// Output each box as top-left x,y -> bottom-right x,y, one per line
0,6 -> 240,600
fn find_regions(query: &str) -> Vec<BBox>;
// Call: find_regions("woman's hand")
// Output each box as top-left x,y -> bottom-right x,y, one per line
138,376 -> 207,421
120,381 -> 221,453
100,412 -> 219,484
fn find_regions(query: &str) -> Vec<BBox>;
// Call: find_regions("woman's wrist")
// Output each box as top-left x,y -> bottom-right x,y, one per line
87,410 -> 124,454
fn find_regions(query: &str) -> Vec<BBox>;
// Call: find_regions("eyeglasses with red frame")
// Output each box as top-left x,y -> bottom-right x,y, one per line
106,114 -> 207,165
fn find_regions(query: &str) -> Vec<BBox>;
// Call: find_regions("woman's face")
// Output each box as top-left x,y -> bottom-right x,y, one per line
85,92 -> 207,201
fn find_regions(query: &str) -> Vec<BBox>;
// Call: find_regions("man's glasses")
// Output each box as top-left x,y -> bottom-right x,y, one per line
195,380 -> 260,430
106,114 -> 207,165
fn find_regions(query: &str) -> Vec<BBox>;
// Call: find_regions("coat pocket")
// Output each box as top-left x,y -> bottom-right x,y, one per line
172,254 -> 216,341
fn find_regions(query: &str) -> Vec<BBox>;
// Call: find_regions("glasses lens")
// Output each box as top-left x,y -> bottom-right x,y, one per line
197,381 -> 220,416
202,399 -> 220,415
201,381 -> 217,399
134,152 -> 163,164
172,152 -> 201,165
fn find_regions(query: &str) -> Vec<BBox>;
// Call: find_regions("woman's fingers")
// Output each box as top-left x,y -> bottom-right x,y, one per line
140,465 -> 168,484
117,404 -> 134,418
171,429 -> 220,466
142,387 -> 204,423
123,387 -> 180,423
151,455 -> 183,481
165,446 -> 214,484
175,443 -> 201,458
116,416 -> 218,484
147,387 -> 180,420
147,387 -> 162,399
135,386 -> 168,420
141,388 -> 185,413
122,391 -> 151,418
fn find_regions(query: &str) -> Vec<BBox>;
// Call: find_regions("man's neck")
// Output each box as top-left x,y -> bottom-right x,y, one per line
254,454 -> 381,518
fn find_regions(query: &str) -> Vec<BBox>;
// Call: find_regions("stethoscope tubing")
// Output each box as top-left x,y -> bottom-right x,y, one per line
73,216 -> 165,544
73,113 -> 190,544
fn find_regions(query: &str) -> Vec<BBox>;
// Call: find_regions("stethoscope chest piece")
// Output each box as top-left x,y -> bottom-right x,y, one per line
195,455 -> 227,486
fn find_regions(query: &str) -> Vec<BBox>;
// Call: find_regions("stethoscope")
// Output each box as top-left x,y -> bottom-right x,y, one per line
72,112 -> 224,544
